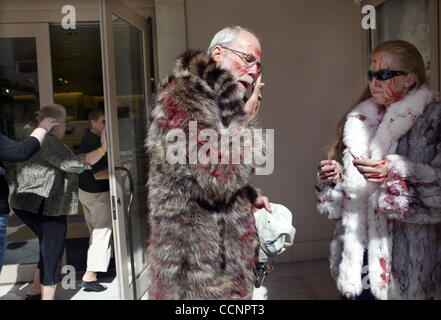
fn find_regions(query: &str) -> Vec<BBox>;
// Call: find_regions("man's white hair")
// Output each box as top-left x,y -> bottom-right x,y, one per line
207,26 -> 259,55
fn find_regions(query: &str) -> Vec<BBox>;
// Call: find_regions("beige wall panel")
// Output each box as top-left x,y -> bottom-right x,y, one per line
185,0 -> 366,261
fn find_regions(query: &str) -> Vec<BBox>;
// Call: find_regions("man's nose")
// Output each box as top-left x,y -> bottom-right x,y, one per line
248,64 -> 258,77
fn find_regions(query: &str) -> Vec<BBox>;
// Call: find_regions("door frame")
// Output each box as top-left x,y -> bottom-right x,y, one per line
0,22 -> 54,284
0,23 -> 54,108
99,0 -> 152,300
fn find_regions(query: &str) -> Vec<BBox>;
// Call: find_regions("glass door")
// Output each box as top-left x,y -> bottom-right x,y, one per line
99,0 -> 152,300
0,23 -> 54,283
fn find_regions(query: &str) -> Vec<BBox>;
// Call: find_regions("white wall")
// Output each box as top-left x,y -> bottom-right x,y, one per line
153,0 -> 187,80
185,0 -> 367,262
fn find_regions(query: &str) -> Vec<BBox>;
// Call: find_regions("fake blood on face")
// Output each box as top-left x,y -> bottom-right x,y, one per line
233,60 -> 248,74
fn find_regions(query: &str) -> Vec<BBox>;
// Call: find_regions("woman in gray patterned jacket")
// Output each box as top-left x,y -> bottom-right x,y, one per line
10,104 -> 107,300
316,40 -> 441,300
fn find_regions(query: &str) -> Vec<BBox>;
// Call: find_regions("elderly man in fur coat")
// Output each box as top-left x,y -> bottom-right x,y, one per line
145,26 -> 270,300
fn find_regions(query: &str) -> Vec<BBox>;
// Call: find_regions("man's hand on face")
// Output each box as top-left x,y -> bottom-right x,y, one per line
243,74 -> 265,117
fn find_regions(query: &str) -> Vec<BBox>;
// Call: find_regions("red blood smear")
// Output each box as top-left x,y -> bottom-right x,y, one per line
254,49 -> 261,58
373,162 -> 387,167
379,258 -> 390,284
382,78 -> 404,104
357,114 -> 367,121
212,169 -> 222,177
378,56 -> 384,70
380,258 -> 387,271
399,180 -> 408,192
390,90 -> 404,102
387,218 -> 393,227
159,96 -> 188,130
233,60 -> 248,73
374,80 -> 382,89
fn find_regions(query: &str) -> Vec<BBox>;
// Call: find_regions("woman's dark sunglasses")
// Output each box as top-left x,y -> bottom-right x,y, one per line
368,69 -> 408,81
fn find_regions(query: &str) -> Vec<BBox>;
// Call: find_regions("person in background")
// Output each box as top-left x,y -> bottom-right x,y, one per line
0,117 -> 59,272
316,40 -> 441,300
9,104 -> 107,300
78,108 -> 112,292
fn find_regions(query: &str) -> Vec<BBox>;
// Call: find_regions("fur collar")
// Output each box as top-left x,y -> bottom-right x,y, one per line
344,84 -> 435,160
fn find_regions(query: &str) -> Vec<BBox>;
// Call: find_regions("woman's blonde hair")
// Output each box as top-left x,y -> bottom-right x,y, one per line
327,40 -> 427,160
37,104 -> 66,124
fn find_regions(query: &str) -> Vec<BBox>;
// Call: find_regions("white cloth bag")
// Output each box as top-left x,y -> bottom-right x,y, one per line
253,203 -> 296,263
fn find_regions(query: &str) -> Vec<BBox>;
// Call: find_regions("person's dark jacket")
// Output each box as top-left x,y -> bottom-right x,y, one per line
0,134 -> 40,215
10,133 -> 90,217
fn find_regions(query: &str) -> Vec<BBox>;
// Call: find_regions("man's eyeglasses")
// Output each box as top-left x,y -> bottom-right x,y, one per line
368,69 -> 408,81
221,46 -> 262,74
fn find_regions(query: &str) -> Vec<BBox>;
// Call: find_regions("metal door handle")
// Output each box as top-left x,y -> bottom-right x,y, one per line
114,166 -> 137,299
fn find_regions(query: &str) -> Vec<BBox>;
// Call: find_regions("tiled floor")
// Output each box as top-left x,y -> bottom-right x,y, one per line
0,276 -> 119,300
256,259 -> 339,300
0,259 -> 339,300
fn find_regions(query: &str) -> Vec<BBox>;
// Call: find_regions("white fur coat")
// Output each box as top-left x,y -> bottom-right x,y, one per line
316,85 -> 441,299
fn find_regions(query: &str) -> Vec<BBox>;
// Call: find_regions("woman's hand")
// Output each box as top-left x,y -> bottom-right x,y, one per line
243,74 -> 265,117
318,160 -> 340,183
100,128 -> 107,153
353,158 -> 389,183
39,117 -> 60,131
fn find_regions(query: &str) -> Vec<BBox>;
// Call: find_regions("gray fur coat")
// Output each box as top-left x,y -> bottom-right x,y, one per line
10,133 -> 90,216
316,85 -> 441,299
145,50 -> 261,300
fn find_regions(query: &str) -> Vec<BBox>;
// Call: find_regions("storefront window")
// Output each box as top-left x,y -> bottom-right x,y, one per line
0,38 -> 39,140
50,22 -> 103,152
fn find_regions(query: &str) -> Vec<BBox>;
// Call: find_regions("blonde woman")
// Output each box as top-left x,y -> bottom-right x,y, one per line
316,40 -> 441,300
10,104 -> 107,300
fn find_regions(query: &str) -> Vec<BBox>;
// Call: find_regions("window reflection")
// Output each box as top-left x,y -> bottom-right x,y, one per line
50,23 -> 104,153
376,0 -> 430,76
0,38 -> 39,140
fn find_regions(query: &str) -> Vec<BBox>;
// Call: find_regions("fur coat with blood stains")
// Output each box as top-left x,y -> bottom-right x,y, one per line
316,84 -> 441,300
144,50 -> 263,300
